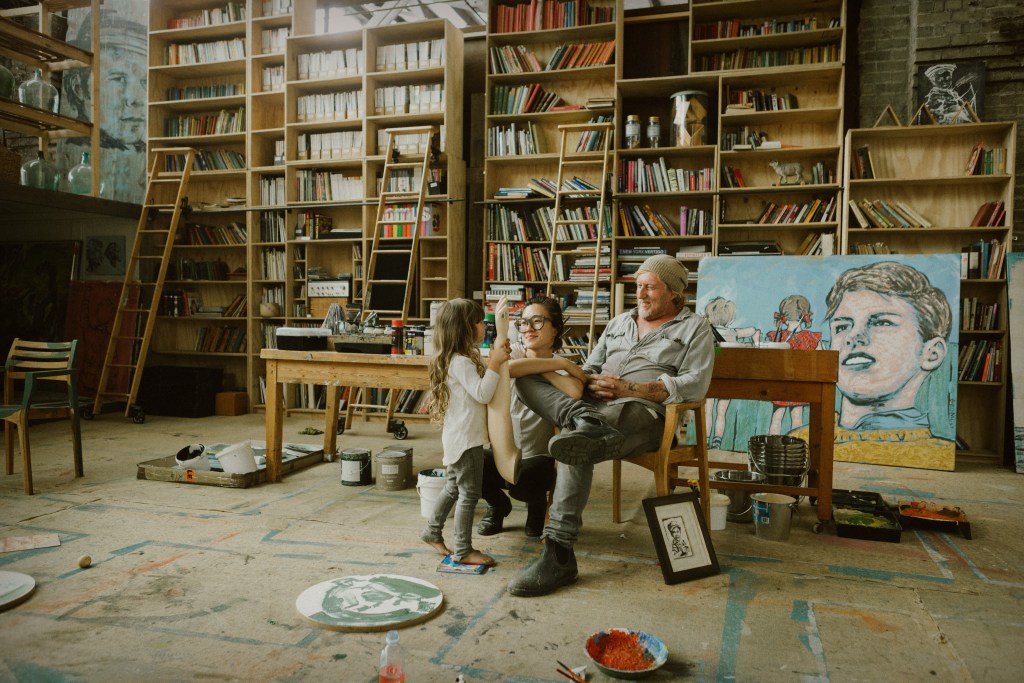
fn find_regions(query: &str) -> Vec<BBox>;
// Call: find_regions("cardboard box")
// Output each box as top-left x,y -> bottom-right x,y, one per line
216,391 -> 248,416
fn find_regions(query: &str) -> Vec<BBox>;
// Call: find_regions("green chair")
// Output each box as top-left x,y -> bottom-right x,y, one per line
2,339 -> 83,495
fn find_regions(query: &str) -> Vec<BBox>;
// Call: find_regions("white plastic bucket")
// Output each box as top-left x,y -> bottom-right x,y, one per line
752,493 -> 796,541
217,442 -> 257,474
416,468 -> 452,519
710,493 -> 730,531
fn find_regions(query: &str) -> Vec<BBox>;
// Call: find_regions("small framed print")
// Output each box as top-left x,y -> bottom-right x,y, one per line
643,491 -> 719,585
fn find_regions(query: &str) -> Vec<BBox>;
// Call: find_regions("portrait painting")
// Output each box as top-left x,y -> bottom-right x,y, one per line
916,62 -> 985,125
1007,253 -> 1024,472
81,235 -> 127,279
697,254 -> 961,471
643,492 -> 718,585
295,574 -> 444,632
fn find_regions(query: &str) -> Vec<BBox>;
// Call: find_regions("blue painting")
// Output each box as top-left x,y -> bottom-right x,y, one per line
1008,253 -> 1024,473
697,255 -> 960,471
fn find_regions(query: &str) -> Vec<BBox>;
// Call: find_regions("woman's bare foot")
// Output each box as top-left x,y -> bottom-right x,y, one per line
425,539 -> 451,556
458,550 -> 496,566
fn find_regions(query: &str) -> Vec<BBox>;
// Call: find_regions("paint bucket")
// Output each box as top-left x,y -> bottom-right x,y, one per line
752,493 -> 796,541
217,441 -> 257,474
711,469 -> 767,522
709,493 -> 730,531
340,448 -> 372,486
374,450 -> 411,491
416,468 -> 452,518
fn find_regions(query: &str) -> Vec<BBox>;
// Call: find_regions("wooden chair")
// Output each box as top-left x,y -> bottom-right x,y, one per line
2,339 -> 83,495
611,400 -> 710,526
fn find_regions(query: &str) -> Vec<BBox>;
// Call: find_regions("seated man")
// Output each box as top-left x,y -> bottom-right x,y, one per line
507,255 -> 715,597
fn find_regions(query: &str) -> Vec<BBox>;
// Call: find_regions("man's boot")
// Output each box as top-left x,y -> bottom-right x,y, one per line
524,500 -> 547,538
477,494 -> 512,536
506,538 -> 578,597
548,415 -> 624,466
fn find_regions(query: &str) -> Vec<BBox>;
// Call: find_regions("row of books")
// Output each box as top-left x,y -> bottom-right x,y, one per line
261,65 -> 284,92
969,200 -> 1006,227
259,211 -> 287,242
295,213 -> 333,240
165,83 -> 243,101
296,90 -> 363,122
720,165 -> 747,188
297,131 -> 363,161
795,232 -> 836,256
491,0 -> 615,34
167,3 -> 246,29
260,248 -> 286,280
724,88 -> 798,112
163,107 -> 245,137
165,149 -> 246,172
486,204 -> 555,241
487,121 -> 542,157
486,243 -> 551,282
373,84 -> 445,116
261,1 -> 293,19
961,239 -> 1007,280
296,48 -> 365,80
260,285 -> 284,306
961,297 -> 1000,331
964,143 -> 1008,176
850,241 -> 895,255
260,27 -> 289,55
544,40 -> 615,71
556,206 -> 612,240
194,325 -> 247,354
293,170 -> 362,203
490,84 -> 563,115
185,222 -> 247,246
618,158 -> 715,193
848,198 -> 930,229
757,196 -> 837,224
381,168 -> 423,193
958,339 -> 1001,383
853,144 -> 875,179
374,39 -> 446,72
618,204 -> 675,237
574,115 -> 612,152
376,128 -> 445,156
379,203 -> 442,238
694,45 -> 841,72
694,16 -> 839,40
259,322 -> 281,349
168,258 -> 230,282
165,38 -> 246,66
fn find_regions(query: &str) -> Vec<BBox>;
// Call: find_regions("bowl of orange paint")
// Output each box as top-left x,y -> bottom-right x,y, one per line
584,628 -> 667,679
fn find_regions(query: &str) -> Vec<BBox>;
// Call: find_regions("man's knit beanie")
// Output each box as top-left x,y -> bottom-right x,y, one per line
635,255 -> 689,295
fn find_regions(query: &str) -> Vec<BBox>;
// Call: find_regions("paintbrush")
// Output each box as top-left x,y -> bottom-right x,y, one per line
556,660 -> 586,683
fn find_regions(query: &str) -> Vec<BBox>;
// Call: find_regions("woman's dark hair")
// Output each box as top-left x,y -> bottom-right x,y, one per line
524,295 -> 566,351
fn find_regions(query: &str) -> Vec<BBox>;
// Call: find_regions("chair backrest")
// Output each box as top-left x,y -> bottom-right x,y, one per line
4,339 -> 78,401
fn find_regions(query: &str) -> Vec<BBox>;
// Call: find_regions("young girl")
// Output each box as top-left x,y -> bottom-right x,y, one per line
421,298 -> 510,566
767,294 -> 823,433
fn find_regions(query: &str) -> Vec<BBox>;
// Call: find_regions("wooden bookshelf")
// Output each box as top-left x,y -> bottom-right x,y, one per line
843,121 -> 1016,463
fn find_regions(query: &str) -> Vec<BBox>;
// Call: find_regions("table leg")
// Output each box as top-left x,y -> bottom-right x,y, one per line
815,383 -> 836,522
324,385 -> 340,461
266,361 -> 283,483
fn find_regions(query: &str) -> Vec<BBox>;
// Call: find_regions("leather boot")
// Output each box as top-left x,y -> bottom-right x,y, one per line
524,500 -> 547,538
548,415 -> 624,466
477,494 -> 512,536
506,539 -> 578,597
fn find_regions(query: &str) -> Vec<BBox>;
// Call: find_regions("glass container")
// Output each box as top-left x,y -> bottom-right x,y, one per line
18,69 -> 59,113
647,116 -> 661,148
0,63 -> 15,99
67,151 -> 94,194
625,115 -> 641,149
20,150 -> 60,191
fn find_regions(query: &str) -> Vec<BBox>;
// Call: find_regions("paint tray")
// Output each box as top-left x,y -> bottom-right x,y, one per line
831,489 -> 902,543
898,500 -> 972,540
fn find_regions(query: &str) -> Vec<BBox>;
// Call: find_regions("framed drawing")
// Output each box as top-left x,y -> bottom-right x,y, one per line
916,62 -> 985,125
643,492 -> 719,585
81,235 -> 127,279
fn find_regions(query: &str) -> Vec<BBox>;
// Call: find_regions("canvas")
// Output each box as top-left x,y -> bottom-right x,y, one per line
916,62 -> 985,125
0,241 -> 80,358
696,254 -> 960,471
1007,252 -> 1024,473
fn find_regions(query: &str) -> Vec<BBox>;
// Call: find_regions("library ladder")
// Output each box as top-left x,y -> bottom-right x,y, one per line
544,121 -> 613,357
92,147 -> 197,422
362,125 -> 437,321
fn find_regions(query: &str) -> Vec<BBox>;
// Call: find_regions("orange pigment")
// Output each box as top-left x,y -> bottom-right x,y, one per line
587,630 -> 653,671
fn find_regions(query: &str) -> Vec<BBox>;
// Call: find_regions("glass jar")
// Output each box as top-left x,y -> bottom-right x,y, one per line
21,151 -> 60,191
18,68 -> 59,113
67,151 -> 94,194
646,116 -> 661,148
625,115 -> 641,149
0,63 -> 15,99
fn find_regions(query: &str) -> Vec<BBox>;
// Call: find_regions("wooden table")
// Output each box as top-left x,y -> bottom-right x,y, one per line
261,348 -> 838,522
706,348 -> 839,523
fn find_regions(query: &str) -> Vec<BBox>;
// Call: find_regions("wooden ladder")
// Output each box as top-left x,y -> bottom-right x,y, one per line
92,147 -> 197,420
362,125 -> 437,321
544,121 -> 613,358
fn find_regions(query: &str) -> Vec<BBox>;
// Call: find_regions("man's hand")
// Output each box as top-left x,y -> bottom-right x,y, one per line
585,373 -> 669,403
560,358 -> 588,383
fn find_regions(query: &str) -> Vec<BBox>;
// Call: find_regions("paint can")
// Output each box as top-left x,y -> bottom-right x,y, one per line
340,448 -> 372,486
752,493 -> 796,541
374,450 -> 411,491
711,469 -> 766,522
709,493 -> 730,531
416,468 -> 452,518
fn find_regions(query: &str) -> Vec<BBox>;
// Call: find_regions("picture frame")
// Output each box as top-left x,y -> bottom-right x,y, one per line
81,235 -> 127,280
643,491 -> 719,584
915,62 -> 985,125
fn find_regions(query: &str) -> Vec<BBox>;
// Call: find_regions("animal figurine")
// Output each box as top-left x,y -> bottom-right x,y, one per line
768,160 -> 804,185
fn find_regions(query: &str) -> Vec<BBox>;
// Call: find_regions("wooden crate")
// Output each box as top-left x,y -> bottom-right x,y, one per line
137,442 -> 324,488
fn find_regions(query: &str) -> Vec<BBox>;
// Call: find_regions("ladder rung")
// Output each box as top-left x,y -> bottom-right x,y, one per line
135,255 -> 166,260
145,203 -> 177,210
557,190 -> 601,195
562,159 -> 602,166
152,177 -> 182,183
380,192 -> 419,199
140,228 -> 173,234
372,249 -> 412,255
122,308 -> 151,313
387,162 -> 423,169
97,391 -> 131,398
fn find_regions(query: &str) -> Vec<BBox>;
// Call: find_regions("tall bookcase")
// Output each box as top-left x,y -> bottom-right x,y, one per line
148,3 -> 466,414
843,122 -> 1016,462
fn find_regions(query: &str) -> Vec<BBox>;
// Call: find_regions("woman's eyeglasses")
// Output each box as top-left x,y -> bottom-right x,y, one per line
515,316 -> 551,332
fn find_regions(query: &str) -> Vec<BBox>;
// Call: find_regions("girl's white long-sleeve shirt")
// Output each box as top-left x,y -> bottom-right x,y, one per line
441,354 -> 499,466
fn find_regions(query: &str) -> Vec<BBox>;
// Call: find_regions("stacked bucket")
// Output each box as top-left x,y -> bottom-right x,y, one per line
748,435 -> 808,541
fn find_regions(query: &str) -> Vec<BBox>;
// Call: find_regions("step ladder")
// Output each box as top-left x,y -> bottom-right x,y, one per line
544,121 -> 613,358
362,125 -> 437,321
92,147 -> 197,421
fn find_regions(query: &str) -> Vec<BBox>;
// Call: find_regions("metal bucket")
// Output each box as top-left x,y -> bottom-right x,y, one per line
711,469 -> 767,522
340,448 -> 372,486
752,493 -> 796,541
374,450 -> 411,491
748,435 -> 808,488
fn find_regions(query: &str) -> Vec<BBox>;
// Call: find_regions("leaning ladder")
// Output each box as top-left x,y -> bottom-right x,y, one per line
92,147 -> 197,421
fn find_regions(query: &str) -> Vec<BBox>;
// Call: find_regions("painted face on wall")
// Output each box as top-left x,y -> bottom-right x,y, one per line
828,289 -> 946,407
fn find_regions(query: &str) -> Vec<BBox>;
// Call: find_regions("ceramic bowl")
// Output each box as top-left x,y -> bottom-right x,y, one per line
583,628 -> 668,680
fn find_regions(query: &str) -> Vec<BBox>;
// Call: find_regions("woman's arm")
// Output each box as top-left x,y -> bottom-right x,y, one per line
509,357 -> 585,399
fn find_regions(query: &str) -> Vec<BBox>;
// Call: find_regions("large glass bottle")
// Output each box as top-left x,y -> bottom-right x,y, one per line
0,63 -> 15,99
67,151 -> 94,194
21,151 -> 60,191
17,69 -> 59,113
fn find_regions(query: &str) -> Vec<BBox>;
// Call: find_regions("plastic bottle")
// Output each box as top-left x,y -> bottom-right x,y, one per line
482,312 -> 496,348
378,629 -> 406,683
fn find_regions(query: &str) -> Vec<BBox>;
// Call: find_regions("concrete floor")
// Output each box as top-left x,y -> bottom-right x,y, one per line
1,412 -> 1023,682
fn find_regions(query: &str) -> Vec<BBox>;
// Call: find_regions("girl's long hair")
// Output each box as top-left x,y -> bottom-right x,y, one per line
428,299 -> 485,424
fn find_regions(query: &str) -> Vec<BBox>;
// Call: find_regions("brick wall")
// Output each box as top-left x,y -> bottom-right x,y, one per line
858,0 -> 1024,244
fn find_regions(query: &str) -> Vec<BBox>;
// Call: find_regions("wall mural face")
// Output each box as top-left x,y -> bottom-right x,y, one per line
696,254 -> 961,471
58,0 -> 148,204
1007,253 -> 1024,472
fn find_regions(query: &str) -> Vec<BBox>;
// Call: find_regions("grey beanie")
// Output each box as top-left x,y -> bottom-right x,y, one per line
635,255 -> 689,295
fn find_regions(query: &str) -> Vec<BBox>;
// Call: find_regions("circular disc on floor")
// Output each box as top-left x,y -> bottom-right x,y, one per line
0,571 -> 36,612
296,574 -> 444,632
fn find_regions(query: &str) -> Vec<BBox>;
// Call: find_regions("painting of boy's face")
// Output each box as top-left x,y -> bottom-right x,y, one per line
829,289 -> 946,406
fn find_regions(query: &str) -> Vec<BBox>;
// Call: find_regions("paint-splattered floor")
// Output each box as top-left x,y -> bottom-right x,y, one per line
1,414 -> 1022,682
